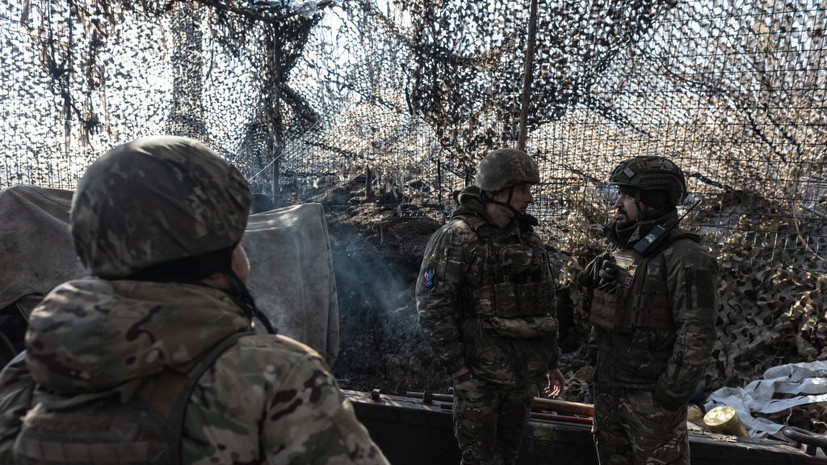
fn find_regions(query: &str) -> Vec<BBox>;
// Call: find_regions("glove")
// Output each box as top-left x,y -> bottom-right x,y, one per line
577,261 -> 597,288
596,257 -> 619,287
578,252 -> 617,289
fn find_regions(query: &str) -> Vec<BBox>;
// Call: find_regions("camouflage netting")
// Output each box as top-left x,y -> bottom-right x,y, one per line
1,0 -> 826,434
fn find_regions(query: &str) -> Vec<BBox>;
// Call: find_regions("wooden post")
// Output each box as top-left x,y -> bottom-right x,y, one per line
518,0 -> 538,151
270,27 -> 285,207
365,165 -> 373,199
271,158 -> 279,207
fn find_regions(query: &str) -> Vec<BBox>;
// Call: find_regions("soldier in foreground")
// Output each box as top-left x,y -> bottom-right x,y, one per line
0,135 -> 389,465
416,148 -> 565,465
580,156 -> 718,465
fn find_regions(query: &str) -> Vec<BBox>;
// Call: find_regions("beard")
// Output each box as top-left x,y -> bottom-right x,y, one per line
615,208 -> 636,227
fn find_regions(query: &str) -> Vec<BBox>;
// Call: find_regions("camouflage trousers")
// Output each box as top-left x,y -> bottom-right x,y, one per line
592,387 -> 689,465
452,375 -> 534,465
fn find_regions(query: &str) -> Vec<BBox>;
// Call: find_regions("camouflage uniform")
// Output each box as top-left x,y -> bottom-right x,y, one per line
416,180 -> 560,465
582,157 -> 718,465
0,136 -> 389,465
1,279 -> 387,464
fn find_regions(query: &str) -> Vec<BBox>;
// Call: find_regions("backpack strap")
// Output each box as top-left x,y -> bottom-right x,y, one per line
171,331 -> 250,464
13,332 -> 252,465
132,331 -> 253,464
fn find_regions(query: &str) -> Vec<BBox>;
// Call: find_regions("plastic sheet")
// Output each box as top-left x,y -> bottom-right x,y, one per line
705,360 -> 827,437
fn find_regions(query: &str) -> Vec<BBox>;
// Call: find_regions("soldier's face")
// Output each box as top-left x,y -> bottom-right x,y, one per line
615,191 -> 639,223
486,183 -> 534,228
498,183 -> 534,214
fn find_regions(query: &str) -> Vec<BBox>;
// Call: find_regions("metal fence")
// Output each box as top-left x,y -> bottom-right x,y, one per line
1,0 -> 825,272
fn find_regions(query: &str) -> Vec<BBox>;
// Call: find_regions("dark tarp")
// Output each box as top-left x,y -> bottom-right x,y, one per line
0,185 -> 338,366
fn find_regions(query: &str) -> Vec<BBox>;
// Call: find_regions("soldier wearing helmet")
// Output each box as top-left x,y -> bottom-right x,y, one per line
0,136 -> 389,465
580,155 -> 718,465
416,148 -> 564,465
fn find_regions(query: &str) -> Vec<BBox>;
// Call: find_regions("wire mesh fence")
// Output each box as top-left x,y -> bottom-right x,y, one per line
1,0 -> 825,272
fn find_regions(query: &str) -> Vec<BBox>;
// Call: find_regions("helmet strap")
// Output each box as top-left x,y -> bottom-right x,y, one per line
633,190 -> 645,222
483,186 -> 525,219
225,271 -> 277,335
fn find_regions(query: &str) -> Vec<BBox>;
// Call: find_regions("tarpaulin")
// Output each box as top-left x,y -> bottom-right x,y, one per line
0,186 -> 85,312
0,185 -> 338,365
705,360 -> 827,437
243,204 -> 339,366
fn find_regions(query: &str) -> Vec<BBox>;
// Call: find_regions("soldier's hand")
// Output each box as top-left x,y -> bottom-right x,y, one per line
596,254 -> 619,290
544,368 -> 565,399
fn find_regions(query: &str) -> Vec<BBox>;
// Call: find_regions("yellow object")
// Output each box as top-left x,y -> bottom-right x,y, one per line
703,405 -> 749,437
687,404 -> 704,422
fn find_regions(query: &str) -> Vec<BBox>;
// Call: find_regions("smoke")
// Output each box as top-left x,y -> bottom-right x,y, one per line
331,229 -> 418,336
327,222 -> 444,393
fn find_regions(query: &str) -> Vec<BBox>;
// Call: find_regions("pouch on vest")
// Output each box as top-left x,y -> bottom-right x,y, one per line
485,315 -> 558,338
590,252 -> 638,331
590,238 -> 682,332
13,332 -> 249,465
487,243 -> 551,319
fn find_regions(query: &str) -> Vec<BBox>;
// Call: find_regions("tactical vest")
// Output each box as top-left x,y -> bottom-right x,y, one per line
460,217 -> 557,339
590,230 -> 696,332
13,332 -> 250,465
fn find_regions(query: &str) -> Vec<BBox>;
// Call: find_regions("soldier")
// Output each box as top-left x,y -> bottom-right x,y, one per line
580,156 -> 718,465
0,136 -> 389,465
416,148 -> 565,465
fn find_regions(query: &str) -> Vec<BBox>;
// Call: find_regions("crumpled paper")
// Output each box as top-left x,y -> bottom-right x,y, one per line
704,360 -> 827,437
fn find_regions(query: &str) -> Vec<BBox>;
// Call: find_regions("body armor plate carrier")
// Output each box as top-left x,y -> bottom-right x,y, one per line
590,230 -> 696,332
461,223 -> 557,339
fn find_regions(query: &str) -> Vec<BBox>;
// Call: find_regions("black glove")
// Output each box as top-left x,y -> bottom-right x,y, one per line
577,261 -> 597,288
596,256 -> 619,287
578,252 -> 617,289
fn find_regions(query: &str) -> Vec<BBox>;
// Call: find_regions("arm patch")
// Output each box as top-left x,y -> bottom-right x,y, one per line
693,268 -> 717,310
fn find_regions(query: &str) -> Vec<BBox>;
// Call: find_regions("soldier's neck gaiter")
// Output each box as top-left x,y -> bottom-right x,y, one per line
605,209 -> 679,250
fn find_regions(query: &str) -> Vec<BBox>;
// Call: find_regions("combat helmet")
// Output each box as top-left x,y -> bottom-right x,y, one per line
474,148 -> 540,193
609,156 -> 686,206
71,135 -> 252,279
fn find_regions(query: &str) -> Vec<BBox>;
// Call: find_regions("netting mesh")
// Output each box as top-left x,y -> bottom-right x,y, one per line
1,0 -> 826,272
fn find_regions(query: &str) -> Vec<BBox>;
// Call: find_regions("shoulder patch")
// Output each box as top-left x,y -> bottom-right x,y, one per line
421,269 -> 435,288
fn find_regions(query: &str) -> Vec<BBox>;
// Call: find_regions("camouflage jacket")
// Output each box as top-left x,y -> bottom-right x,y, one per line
415,187 -> 560,386
590,214 -> 718,411
0,278 -> 389,465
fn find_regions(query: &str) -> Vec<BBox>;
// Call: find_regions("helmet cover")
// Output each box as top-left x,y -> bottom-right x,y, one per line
474,148 -> 540,192
71,135 -> 252,278
609,156 -> 686,205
